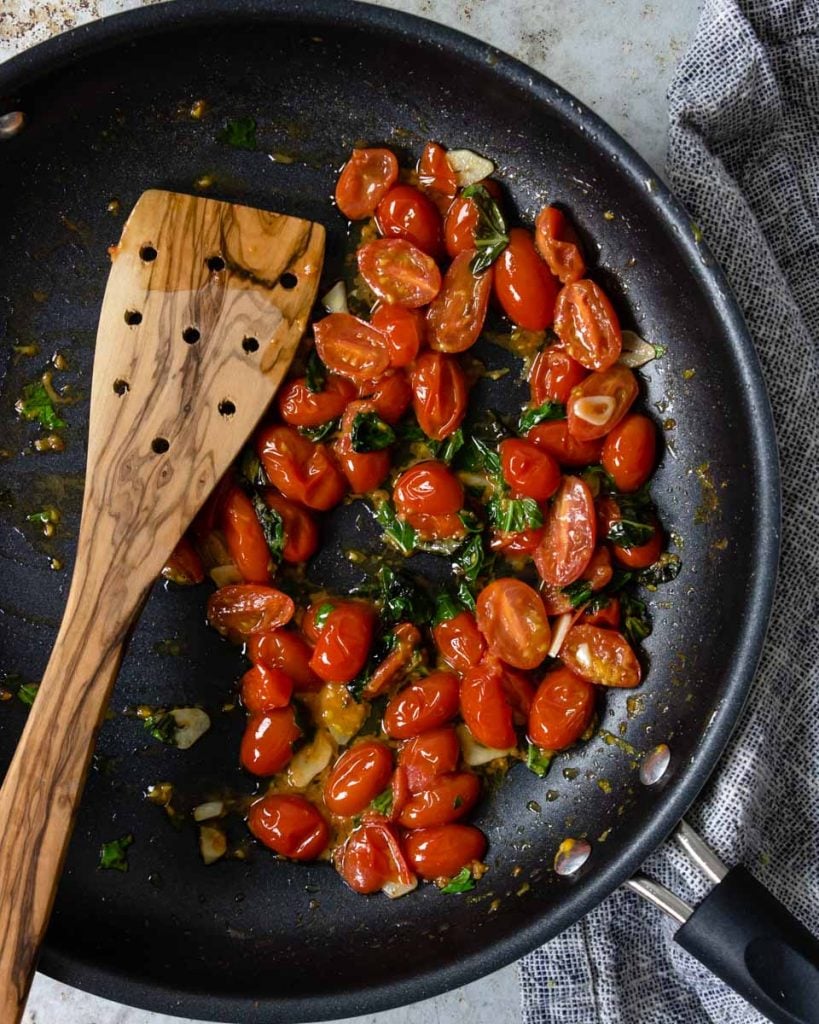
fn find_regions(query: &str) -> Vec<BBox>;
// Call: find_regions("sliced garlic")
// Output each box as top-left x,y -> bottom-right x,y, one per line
193,800 -> 224,822
572,395 -> 616,426
170,707 -> 211,749
287,729 -> 335,788
548,612 -> 573,658
457,724 -> 515,766
321,280 -> 349,315
319,681 -> 369,745
574,643 -> 592,670
447,149 -> 495,188
210,563 -> 243,587
619,330 -> 659,368
382,876 -> 418,899
199,824 -> 227,865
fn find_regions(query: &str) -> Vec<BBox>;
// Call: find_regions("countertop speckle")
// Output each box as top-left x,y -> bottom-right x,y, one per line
1,1 -> 701,1022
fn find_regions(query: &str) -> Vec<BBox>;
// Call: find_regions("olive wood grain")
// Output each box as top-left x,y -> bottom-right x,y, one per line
0,189 -> 325,1023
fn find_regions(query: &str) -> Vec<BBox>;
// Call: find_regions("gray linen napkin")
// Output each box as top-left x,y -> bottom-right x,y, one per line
519,1 -> 819,1020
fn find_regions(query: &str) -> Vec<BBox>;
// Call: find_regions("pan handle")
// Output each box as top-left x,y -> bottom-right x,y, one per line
626,822 -> 819,1024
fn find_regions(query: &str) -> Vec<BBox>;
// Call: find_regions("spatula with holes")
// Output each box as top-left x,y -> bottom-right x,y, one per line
0,189 -> 325,1022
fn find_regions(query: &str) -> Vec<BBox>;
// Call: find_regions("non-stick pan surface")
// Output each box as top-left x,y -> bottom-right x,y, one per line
0,2 -> 779,1020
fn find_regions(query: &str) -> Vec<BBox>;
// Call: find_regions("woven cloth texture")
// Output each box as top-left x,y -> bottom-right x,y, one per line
519,1 -> 819,1020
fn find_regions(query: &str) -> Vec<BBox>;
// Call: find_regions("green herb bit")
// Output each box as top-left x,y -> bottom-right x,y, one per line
299,419 -> 338,442
252,494 -> 285,561
607,518 -> 655,548
17,682 -> 39,707
453,533 -> 486,585
99,834 -> 133,872
16,381 -> 66,431
441,866 -> 476,894
377,565 -> 433,625
239,445 -> 268,487
370,786 -> 394,816
455,578 -> 477,611
561,580 -> 593,608
143,712 -> 177,745
373,497 -> 417,556
433,593 -> 465,627
518,400 -> 566,434
219,116 -> 257,150
314,603 -> 335,630
636,553 -> 682,588
462,184 -> 509,274
305,349 -> 326,393
488,494 -> 543,534
526,743 -> 553,778
426,427 -> 465,464
621,592 -> 652,645
351,411 -> 396,453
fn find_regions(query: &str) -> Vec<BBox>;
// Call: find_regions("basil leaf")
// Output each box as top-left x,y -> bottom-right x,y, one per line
462,184 -> 509,274
586,592 -> 613,615
17,682 -> 39,707
252,494 -> 285,561
455,577 -> 477,612
488,494 -> 543,533
239,445 -> 268,487
15,381 -> 66,431
305,349 -> 326,393
219,116 -> 257,150
581,464 -> 615,497
299,419 -> 338,442
621,592 -> 652,645
99,834 -> 134,872
441,866 -> 475,894
433,593 -> 464,627
143,712 -> 176,745
351,412 -> 396,453
636,554 -> 682,587
377,565 -> 433,625
607,517 -> 655,548
518,400 -> 566,434
373,497 -> 417,556
465,435 -> 502,477
453,533 -> 486,584
314,603 -> 335,630
426,428 -> 465,464
561,580 -> 593,608
526,743 -> 553,778
370,786 -> 393,816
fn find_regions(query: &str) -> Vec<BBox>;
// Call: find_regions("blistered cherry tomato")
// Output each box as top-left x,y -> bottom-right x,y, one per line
567,364 -> 638,442
359,369 -> 413,423
528,667 -> 596,750
261,491 -> 319,563
432,610 -> 486,673
601,413 -> 657,492
393,461 -> 463,517
240,706 -> 302,775
248,794 -> 329,860
527,419 -> 604,467
417,141 -> 458,212
426,251 -> 492,353
535,476 -> 596,586
534,206 -> 586,284
335,148 -> 398,220
529,347 -> 587,405
257,424 -> 347,511
460,659 -> 516,749
404,824 -> 486,880
338,819 -> 414,893
398,727 -> 461,794
313,313 -> 390,382
324,740 -> 394,816
370,306 -> 424,368
384,671 -> 461,739
499,438 -> 561,502
308,601 -> 375,684
357,239 -> 441,308
501,667 -> 535,723
398,772 -> 481,828
207,584 -> 294,639
554,279 -> 622,371
161,535 -> 204,585
247,629 -> 321,692
444,195 -> 480,257
221,487 -> 271,584
493,227 -> 559,330
583,596 -> 621,628
333,401 -> 391,494
276,374 -> 356,428
611,518 -> 664,569
560,624 -> 641,688
240,664 -> 293,713
585,545 -> 614,590
410,351 -> 468,440
362,622 -> 422,699
375,184 -> 442,256
475,578 -> 551,670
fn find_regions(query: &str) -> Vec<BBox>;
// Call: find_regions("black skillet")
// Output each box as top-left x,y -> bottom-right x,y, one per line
0,1 -> 803,1021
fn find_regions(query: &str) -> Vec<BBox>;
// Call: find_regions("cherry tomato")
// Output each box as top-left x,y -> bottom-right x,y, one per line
534,206 -> 586,284
313,313 -> 390,382
398,727 -> 461,793
247,628 -> 322,692
489,526 -> 545,556
460,659 -> 516,749
393,461 -> 463,516
357,239 -> 441,308
388,765 -> 411,823
567,365 -> 639,442
529,346 -> 587,405
432,610 -> 486,673
257,424 -> 347,511
207,584 -> 294,639
362,622 -> 422,699
240,706 -> 302,775
404,824 -> 486,880
611,517 -> 664,569
324,740 -> 394,816
585,544 -> 614,590
161,535 -> 204,585
221,486 -> 271,584
528,667 -> 596,750
499,438 -> 561,502
398,772 -> 481,828
247,794 -> 329,860
384,671 -> 461,739
240,664 -> 293,713
554,279 -> 622,371
261,491 -> 319,564
583,596 -> 621,628
444,195 -> 480,257
502,666 -> 535,723
535,476 -> 596,586
375,184 -> 442,256
493,227 -> 559,330
335,148 -> 398,220
601,413 -> 657,492
527,419 -> 604,467
338,819 -> 414,893
417,141 -> 458,212
370,305 -> 424,368
276,374 -> 356,428
359,369 -> 413,423
410,351 -> 468,440
475,578 -> 551,670
561,624 -> 641,687
333,401 -> 391,494
308,601 -> 375,684
426,251 -> 492,353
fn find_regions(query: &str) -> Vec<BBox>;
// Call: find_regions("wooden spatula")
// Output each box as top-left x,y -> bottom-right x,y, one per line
0,189 -> 325,1022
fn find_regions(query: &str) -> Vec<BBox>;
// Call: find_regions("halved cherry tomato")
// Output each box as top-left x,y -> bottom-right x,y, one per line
384,671 -> 461,739
444,195 -> 480,257
161,535 -> 204,585
541,545 -> 613,615
534,206 -> 586,284
362,622 -> 422,699
375,184 -> 442,256
207,584 -> 294,639
370,305 -> 424,368
554,279 -> 622,371
610,516 -> 664,569
276,374 -> 356,428
493,227 -> 559,330
221,486 -> 271,584
313,313 -> 390,382
393,461 -> 463,516
410,351 -> 468,440
333,401 -> 391,494
567,364 -> 639,442
335,148 -> 398,220
426,251 -> 492,353
417,141 -> 458,212
359,369 -> 413,423
459,659 -> 516,749
324,740 -> 394,816
248,793 -> 329,861
475,578 -> 551,670
489,526 -> 545,556
529,346 -> 587,405
308,601 -> 375,684
528,667 -> 596,750
404,824 -> 486,880
247,628 -> 322,692
397,772 -> 481,828
560,624 -> 642,688
398,727 -> 461,793
240,664 -> 293,713
535,475 -> 596,586
499,438 -> 561,502
583,596 -> 621,628
338,818 -> 414,893
262,491 -> 319,564
432,610 -> 486,673
257,424 -> 347,511
601,413 -> 657,492
240,706 -> 302,775
527,419 -> 604,467
357,239 -> 441,308
501,666 -> 535,723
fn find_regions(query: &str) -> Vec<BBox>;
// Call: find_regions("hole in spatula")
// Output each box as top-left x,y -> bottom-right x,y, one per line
242,336 -> 259,353
280,272 -> 298,290
151,437 -> 170,454
113,379 -> 129,396
182,326 -> 200,344
206,255 -> 225,272
218,399 -> 236,418
139,244 -> 157,262
124,310 -> 142,326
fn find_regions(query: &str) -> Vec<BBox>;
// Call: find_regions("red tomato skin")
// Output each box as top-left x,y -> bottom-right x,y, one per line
333,401 -> 391,494
567,365 -> 639,442
475,578 -> 552,671
583,597 -> 621,629
403,510 -> 467,542
375,184 -> 443,256
417,141 -> 459,211
309,602 -> 375,684
393,461 -> 464,517
398,727 -> 461,794
499,438 -> 561,502
257,424 -> 347,511
529,347 -> 588,405
248,629 -> 322,693
444,195 -> 480,257
207,584 -> 295,639
501,667 -> 535,724
397,772 -> 481,829
335,148 -> 398,220
534,206 -> 586,285
337,819 -> 414,893
221,487 -> 271,584
554,279 -> 622,371
324,741 -> 395,816
535,476 -> 597,586
601,413 -> 657,492
370,306 -> 424,368
432,611 -> 486,673
426,251 -> 493,354
459,659 -> 516,749
404,825 -> 487,880
489,526 -> 545,556
313,313 -> 391,382
357,238 -> 442,308
358,369 -> 413,424
560,624 -> 642,688
611,524 -> 664,569
527,419 -> 604,467
383,671 -> 461,739
240,706 -> 302,776
276,374 -> 356,428
493,227 -> 560,330
361,622 -> 422,699
410,351 -> 468,440
528,667 -> 597,750
261,491 -> 319,564
240,664 -> 294,713
247,794 -> 329,861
